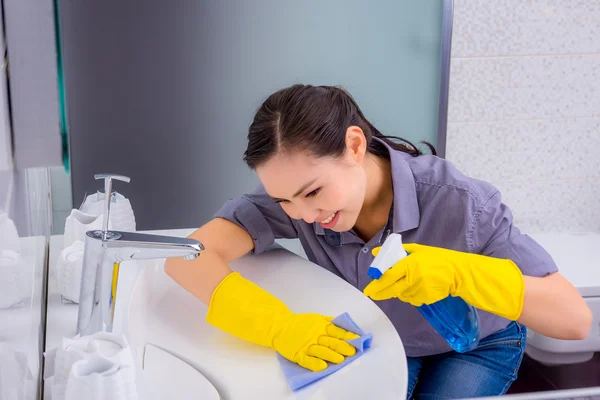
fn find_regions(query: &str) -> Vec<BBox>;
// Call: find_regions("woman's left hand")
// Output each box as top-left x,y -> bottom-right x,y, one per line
363,243 -> 525,321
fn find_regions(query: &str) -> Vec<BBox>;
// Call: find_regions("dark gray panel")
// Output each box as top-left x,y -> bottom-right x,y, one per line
4,0 -> 62,168
59,0 -> 445,230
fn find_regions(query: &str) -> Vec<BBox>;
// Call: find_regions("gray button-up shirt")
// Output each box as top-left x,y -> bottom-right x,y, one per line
213,138 -> 558,357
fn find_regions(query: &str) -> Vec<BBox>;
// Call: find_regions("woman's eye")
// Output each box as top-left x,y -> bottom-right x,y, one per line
306,188 -> 320,198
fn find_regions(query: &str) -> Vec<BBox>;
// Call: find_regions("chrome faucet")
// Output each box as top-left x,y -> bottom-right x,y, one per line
76,174 -> 204,336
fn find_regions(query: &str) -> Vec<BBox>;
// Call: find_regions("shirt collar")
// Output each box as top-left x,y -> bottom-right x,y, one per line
315,136 -> 420,236
379,137 -> 421,233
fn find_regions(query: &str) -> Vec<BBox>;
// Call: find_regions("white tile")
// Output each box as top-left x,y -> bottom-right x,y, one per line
446,121 -> 507,180
447,117 -> 600,233
508,55 -> 600,120
494,176 -> 600,234
448,57 -> 514,122
453,0 -> 600,57
449,55 -> 600,122
448,0 -> 600,235
447,118 -> 600,184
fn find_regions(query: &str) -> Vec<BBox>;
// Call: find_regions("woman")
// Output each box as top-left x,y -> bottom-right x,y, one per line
165,84 -> 591,399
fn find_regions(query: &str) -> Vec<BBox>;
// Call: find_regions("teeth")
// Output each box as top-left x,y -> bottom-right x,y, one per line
321,212 -> 336,224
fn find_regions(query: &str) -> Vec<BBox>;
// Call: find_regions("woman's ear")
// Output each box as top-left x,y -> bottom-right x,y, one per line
344,126 -> 367,164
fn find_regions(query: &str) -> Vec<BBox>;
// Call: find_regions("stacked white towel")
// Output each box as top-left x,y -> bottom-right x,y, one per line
0,249 -> 28,308
63,209 -> 111,250
0,212 -> 29,308
79,191 -> 136,233
58,191 -> 136,303
56,241 -> 85,303
0,211 -> 19,252
46,332 -> 138,400
0,343 -> 34,400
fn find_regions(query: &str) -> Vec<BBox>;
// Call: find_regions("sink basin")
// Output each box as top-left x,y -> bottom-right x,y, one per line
123,231 -> 408,399
46,229 -> 407,399
140,344 -> 220,400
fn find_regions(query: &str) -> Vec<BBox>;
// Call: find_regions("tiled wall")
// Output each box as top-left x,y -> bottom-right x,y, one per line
446,1 -> 600,233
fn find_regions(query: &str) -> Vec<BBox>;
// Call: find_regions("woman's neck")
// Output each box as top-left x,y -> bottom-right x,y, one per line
353,153 -> 394,241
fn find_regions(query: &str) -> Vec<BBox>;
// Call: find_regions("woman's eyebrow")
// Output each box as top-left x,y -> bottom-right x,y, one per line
269,178 -> 318,202
292,178 -> 318,197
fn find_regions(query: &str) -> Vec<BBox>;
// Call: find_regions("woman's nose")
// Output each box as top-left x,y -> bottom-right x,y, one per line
299,206 -> 321,224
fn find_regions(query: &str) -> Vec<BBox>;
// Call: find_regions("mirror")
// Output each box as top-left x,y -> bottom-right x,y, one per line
0,168 -> 51,400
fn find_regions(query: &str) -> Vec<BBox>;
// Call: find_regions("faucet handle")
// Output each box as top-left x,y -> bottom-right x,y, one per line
94,174 -> 131,183
94,174 -> 131,235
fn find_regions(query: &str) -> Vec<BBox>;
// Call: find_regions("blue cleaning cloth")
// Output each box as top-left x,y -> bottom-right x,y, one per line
276,312 -> 373,391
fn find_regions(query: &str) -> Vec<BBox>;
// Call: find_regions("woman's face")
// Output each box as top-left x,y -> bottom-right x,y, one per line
256,128 -> 368,232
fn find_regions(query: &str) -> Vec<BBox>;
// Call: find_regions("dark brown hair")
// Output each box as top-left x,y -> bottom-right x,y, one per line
243,84 -> 436,169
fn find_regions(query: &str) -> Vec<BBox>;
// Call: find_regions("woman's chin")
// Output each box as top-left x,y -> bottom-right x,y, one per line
330,212 -> 355,233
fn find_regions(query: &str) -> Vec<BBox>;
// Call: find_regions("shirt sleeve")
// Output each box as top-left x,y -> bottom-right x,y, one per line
468,190 -> 558,277
212,184 -> 298,254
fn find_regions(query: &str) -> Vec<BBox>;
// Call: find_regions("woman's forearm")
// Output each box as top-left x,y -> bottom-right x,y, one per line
164,218 -> 255,305
518,272 -> 592,340
165,248 -> 233,305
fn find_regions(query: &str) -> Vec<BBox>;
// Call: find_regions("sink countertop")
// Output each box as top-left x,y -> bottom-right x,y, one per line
526,232 -> 600,297
46,230 -> 180,352
45,229 -> 408,399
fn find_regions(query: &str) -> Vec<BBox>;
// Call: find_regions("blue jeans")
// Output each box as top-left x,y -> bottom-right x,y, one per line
407,322 -> 527,399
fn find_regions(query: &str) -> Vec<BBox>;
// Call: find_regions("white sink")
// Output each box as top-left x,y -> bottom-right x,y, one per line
124,230 -> 407,399
47,229 -> 408,399
140,344 -> 220,400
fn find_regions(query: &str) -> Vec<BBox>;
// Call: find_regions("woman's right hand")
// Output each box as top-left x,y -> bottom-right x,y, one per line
272,312 -> 359,371
166,219 -> 358,371
206,272 -> 358,372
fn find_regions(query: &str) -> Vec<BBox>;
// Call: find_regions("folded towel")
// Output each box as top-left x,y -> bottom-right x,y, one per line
0,249 -> 29,308
276,312 -> 373,391
0,344 -> 34,400
45,332 -> 138,400
64,354 -> 138,400
56,241 -> 85,303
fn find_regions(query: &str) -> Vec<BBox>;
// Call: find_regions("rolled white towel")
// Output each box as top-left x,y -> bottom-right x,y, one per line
80,192 -> 136,232
63,209 -> 111,249
0,212 -> 19,253
0,249 -> 29,308
48,332 -> 138,400
64,354 -> 138,400
56,241 -> 85,303
0,343 -> 34,400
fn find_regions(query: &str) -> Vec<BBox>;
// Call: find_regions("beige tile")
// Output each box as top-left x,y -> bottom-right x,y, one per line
493,176 -> 600,233
453,0 -> 600,57
448,57 -> 514,122
447,117 -> 600,233
449,55 -> 600,122
447,118 -> 600,184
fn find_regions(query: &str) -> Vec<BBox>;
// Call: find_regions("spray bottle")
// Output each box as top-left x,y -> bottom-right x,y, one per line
368,233 -> 480,353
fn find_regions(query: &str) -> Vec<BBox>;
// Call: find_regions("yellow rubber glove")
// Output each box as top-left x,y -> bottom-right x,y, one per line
206,272 -> 359,372
363,243 -> 525,321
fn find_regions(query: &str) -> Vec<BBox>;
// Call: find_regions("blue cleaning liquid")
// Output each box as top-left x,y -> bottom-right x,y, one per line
369,233 -> 480,353
418,296 -> 480,353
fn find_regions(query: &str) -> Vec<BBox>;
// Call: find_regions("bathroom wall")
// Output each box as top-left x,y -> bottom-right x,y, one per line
446,1 -> 600,234
49,166 -> 72,234
57,0 -> 446,231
